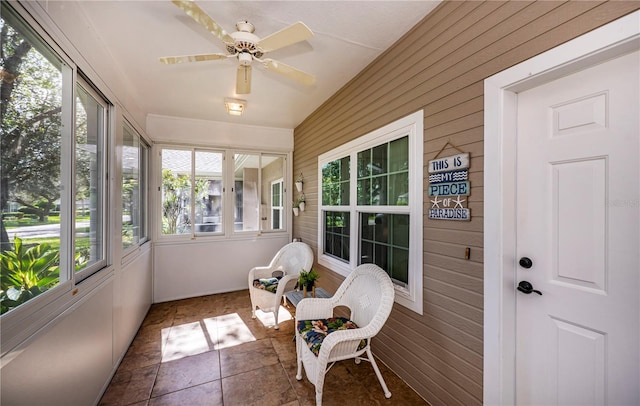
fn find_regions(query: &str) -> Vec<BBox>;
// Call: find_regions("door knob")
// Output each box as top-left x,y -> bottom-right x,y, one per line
519,257 -> 533,269
517,280 -> 542,295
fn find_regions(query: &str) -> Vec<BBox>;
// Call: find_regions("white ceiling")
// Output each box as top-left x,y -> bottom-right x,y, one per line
72,1 -> 440,129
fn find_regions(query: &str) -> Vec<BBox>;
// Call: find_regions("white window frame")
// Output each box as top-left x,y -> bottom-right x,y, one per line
74,78 -> 109,282
271,178 -> 284,230
157,147 -> 289,240
121,119 -> 150,258
318,110 -> 423,314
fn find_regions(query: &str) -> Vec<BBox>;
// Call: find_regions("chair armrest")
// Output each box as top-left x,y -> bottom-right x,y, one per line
315,327 -> 374,363
295,297 -> 335,321
274,273 -> 298,296
248,266 -> 275,285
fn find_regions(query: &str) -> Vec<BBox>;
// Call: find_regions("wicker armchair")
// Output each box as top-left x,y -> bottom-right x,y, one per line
295,264 -> 395,405
248,242 -> 314,329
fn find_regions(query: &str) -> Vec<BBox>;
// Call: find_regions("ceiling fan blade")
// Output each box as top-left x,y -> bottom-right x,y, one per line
236,65 -> 252,94
159,53 -> 229,64
172,0 -> 234,45
257,22 -> 313,53
262,58 -> 316,86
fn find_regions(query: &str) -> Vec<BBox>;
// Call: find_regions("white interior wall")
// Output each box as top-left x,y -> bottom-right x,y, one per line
147,114 -> 293,149
113,247 -> 153,363
2,278 -> 115,406
154,236 -> 289,302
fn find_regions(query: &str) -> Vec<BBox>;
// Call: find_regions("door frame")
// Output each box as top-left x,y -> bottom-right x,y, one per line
483,11 -> 640,405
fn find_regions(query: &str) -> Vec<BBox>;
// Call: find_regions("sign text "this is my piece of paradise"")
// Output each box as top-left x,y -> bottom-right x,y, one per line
427,152 -> 471,221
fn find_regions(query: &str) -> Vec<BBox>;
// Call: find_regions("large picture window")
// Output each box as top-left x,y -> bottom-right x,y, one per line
159,148 -> 287,238
318,111 -> 423,314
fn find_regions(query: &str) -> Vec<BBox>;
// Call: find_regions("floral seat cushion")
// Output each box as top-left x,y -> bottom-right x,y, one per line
297,317 -> 367,356
253,277 -> 279,293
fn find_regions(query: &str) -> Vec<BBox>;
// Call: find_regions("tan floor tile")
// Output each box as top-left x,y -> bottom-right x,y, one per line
142,304 -> 176,329
271,335 -> 297,363
151,350 -> 221,398
221,363 -> 297,406
149,381 -> 222,406
219,338 -> 280,378
118,343 -> 163,372
99,364 -> 158,405
134,324 -> 171,347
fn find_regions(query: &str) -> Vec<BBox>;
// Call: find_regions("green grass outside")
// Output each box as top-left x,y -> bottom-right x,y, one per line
17,236 -> 91,251
4,215 -> 91,229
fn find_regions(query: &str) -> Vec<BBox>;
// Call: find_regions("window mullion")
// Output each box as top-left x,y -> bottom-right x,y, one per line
226,151 -> 234,236
190,149 -> 196,239
258,154 -> 263,234
60,63 -> 75,284
350,152 -> 358,269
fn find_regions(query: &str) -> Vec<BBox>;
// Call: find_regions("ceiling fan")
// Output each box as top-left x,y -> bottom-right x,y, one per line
160,0 -> 316,94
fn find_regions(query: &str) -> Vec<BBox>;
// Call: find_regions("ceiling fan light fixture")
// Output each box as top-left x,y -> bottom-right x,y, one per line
238,52 -> 252,66
224,98 -> 246,116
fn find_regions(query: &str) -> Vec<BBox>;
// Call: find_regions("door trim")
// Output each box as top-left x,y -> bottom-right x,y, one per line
483,10 -> 640,405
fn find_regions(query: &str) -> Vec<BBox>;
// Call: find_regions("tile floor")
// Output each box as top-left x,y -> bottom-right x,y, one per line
99,290 -> 428,406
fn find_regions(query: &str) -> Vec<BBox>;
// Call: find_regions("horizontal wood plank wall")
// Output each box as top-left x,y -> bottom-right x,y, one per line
292,1 -> 640,405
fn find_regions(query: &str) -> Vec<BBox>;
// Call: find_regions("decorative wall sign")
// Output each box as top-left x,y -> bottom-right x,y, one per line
427,143 -> 471,221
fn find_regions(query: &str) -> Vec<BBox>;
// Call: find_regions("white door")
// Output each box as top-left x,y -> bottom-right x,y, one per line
515,50 -> 639,405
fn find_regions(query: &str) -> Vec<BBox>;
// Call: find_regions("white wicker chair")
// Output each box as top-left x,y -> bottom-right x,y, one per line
295,264 -> 395,405
248,242 -> 314,329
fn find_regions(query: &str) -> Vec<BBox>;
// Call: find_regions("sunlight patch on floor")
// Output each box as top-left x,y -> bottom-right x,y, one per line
254,306 -> 293,329
161,313 -> 256,362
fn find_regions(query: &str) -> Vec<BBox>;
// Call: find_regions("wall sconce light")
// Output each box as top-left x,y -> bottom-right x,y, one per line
224,98 -> 246,116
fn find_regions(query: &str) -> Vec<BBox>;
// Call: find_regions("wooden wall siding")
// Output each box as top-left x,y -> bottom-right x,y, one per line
292,1 -> 640,405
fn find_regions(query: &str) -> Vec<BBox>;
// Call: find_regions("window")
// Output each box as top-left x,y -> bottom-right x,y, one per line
261,155 -> 285,232
75,81 -> 108,279
161,148 -> 224,236
159,148 -> 286,238
161,148 -> 193,235
233,152 -> 259,232
318,111 -> 423,314
359,212 -> 409,287
122,121 -> 149,252
271,179 -> 283,230
322,156 -> 350,261
324,211 -> 350,261
1,3 -> 110,316
194,150 -> 224,234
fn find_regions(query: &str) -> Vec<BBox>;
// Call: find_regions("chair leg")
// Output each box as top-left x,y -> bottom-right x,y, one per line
295,337 -> 303,381
367,348 -> 391,399
273,308 -> 280,330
